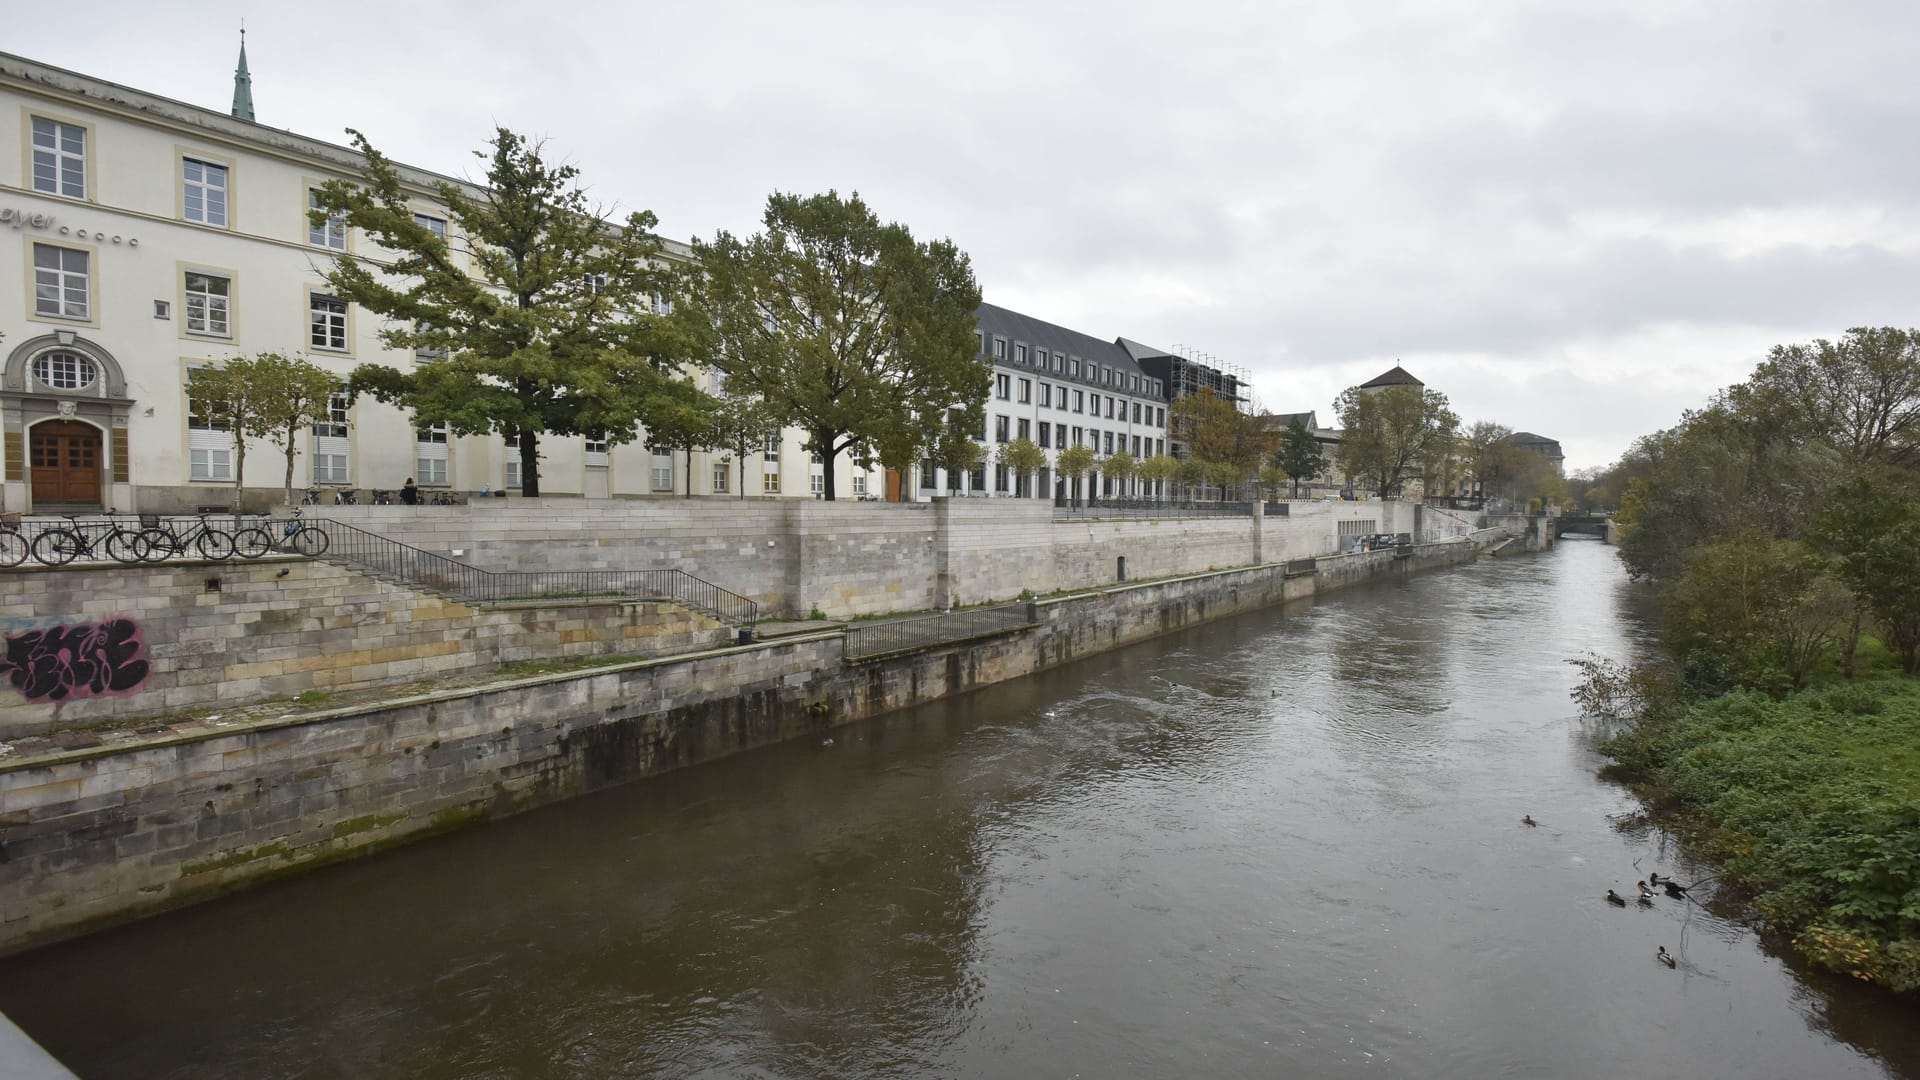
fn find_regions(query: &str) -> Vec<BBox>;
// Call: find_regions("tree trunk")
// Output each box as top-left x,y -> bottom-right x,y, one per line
738,453 -> 746,499
1841,607 -> 1863,678
519,428 -> 540,498
819,432 -> 838,501
283,424 -> 297,509
683,447 -> 692,498
232,437 -> 247,526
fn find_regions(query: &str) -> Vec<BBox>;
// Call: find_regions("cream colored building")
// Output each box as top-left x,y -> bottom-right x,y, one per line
0,49 -> 888,513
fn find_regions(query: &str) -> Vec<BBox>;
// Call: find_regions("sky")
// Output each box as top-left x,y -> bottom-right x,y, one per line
15,0 -> 1920,470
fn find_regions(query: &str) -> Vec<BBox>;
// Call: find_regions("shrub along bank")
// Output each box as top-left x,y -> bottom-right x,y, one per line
1599,676 -> 1920,993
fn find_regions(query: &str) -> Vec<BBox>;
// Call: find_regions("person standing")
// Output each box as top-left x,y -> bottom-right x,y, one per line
400,478 -> 420,505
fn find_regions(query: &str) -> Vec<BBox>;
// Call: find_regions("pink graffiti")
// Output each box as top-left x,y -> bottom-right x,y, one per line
0,617 -> 150,703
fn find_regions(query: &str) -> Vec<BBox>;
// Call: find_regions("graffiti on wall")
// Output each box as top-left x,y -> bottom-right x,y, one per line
0,617 -> 150,704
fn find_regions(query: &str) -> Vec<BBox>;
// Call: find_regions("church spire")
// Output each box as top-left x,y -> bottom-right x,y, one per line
231,26 -> 255,122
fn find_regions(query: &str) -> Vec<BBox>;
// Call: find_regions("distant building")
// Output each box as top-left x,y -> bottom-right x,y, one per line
1506,431 -> 1565,473
1356,364 -> 1423,394
1121,342 -> 1249,459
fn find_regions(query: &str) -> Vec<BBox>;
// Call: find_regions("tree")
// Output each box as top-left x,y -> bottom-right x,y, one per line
314,128 -> 691,498
997,438 -> 1047,497
1731,327 -> 1920,471
1171,390 -> 1275,493
1663,533 -> 1851,692
1138,453 -> 1180,501
1176,456 -> 1211,498
1258,464 -> 1290,501
640,380 -> 722,498
1275,419 -> 1326,497
1808,477 -> 1920,673
708,392 -> 781,500
186,352 -> 340,511
1333,383 -> 1459,498
1102,449 -> 1137,498
1460,421 -> 1516,500
1056,444 -> 1096,504
689,190 -> 987,500
932,422 -> 987,493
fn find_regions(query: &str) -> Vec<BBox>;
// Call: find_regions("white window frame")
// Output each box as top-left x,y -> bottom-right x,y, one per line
184,271 -> 231,336
309,189 -> 346,250
651,448 -> 674,492
712,461 -> 730,493
309,293 -> 348,351
187,370 -> 234,482
851,473 -> 867,495
32,244 -> 89,320
183,158 -> 228,226
33,350 -> 98,392
762,468 -> 780,493
415,422 -> 449,486
413,212 -> 447,240
30,117 -> 85,199
505,443 -> 522,489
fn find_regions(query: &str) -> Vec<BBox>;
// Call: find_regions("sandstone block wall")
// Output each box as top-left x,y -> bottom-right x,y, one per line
0,560 -> 729,738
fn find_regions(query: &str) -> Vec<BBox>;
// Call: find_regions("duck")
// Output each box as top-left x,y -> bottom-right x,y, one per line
1647,872 -> 1666,886
1637,880 -> 1657,900
1656,946 -> 1677,968
1521,815 -> 1537,827
1661,879 -> 1691,899
1606,890 -> 1628,906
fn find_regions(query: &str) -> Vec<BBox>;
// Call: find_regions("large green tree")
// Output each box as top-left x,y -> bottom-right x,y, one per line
313,128 -> 695,497
708,392 -> 782,500
689,190 -> 987,500
1333,383 -> 1459,498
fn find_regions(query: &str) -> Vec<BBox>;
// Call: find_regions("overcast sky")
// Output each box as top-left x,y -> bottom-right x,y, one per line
17,1 -> 1920,469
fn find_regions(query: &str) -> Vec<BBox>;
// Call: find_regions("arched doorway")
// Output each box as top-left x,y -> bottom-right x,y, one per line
30,420 -> 104,509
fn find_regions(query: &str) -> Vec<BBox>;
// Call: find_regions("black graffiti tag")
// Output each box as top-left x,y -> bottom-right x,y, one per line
0,618 -> 151,704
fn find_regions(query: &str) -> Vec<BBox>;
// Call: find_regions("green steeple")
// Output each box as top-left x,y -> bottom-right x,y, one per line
231,29 -> 254,122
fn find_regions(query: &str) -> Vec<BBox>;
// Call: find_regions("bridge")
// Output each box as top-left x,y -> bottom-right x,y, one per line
1553,513 -> 1614,540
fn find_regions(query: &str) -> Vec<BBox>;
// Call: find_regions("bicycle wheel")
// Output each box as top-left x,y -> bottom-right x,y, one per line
195,529 -> 236,561
231,528 -> 273,559
30,529 -> 84,567
0,530 -> 27,568
135,528 -> 177,563
289,525 -> 330,557
104,530 -> 149,564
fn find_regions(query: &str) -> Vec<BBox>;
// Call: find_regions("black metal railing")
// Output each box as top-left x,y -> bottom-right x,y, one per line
296,517 -> 759,625
1052,498 -> 1253,520
1262,501 -> 1292,517
843,603 -> 1035,659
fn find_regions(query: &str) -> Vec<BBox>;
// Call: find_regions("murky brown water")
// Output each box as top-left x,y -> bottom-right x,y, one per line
2,541 -> 1915,1079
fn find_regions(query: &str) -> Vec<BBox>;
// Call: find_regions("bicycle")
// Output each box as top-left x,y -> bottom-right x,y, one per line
138,514 -> 237,561
371,489 -> 393,506
232,508 -> 330,559
333,489 -> 359,506
428,490 -> 458,506
0,513 -> 26,568
301,488 -> 324,506
30,515 -> 150,566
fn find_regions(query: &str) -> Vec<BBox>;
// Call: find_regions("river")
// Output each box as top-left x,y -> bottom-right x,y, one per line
2,541 -> 1914,1078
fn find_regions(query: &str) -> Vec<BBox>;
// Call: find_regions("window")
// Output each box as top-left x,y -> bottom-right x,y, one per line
1038,422 -> 1052,449
652,448 -> 673,491
1158,407 -> 1166,427
852,473 -> 867,495
585,434 -> 609,467
505,443 -> 521,489
810,470 -> 825,494
996,373 -> 1010,400
1072,426 -> 1083,446
763,435 -> 780,462
312,389 -> 351,483
1133,435 -> 1143,457
309,189 -> 346,250
33,351 -> 98,391
30,117 -> 85,199
1015,343 -> 1028,365
713,462 -> 730,492
1157,438 -> 1165,457
32,244 -> 89,320
187,371 -> 234,481
977,331 -> 987,355
993,338 -> 1007,360
763,468 -> 780,493
1040,383 -> 1052,408
995,415 -> 1010,443
416,422 -> 449,486
1106,397 -> 1116,419
155,300 -> 171,320
1034,349 -> 1048,368
310,293 -> 348,350
1105,431 -> 1115,455
1017,418 -> 1031,441
184,272 -> 230,336
1070,358 -> 1081,378
1018,378 -> 1031,404
995,464 -> 1009,493
413,212 -> 447,240
182,159 -> 228,226
584,272 -> 608,295
1133,401 -> 1142,424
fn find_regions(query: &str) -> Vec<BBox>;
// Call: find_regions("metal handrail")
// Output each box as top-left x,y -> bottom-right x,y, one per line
290,517 -> 760,625
1052,498 -> 1253,520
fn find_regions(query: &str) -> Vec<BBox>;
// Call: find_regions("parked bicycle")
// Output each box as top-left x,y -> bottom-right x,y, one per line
139,514 -> 238,561
428,490 -> 458,506
371,489 -> 393,506
232,508 -> 330,558
0,513 -> 26,568
30,514 -> 150,566
301,488 -> 324,506
333,489 -> 359,506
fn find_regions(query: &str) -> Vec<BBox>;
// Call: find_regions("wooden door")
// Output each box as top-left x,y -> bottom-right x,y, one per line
30,421 -> 103,507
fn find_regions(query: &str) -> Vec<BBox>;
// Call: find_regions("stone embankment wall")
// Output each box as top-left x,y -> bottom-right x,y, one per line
0,559 -> 728,738
0,540 -> 1475,954
319,498 -> 1415,618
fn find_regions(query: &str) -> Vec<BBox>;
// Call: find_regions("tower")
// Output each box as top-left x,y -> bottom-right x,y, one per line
231,28 -> 255,122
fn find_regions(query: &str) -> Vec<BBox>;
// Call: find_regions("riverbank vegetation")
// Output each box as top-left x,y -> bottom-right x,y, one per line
1576,327 -> 1920,993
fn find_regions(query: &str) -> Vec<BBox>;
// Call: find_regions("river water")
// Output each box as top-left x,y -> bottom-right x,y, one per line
2,541 -> 1915,1079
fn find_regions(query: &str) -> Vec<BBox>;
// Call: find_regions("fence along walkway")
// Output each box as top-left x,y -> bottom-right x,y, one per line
302,517 -> 759,625
842,603 -> 1036,660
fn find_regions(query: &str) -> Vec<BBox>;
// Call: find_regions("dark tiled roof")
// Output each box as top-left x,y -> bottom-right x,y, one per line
1508,431 -> 1564,456
1359,364 -> 1423,389
976,302 -> 1149,382
1116,337 -> 1174,363
1260,411 -> 1319,430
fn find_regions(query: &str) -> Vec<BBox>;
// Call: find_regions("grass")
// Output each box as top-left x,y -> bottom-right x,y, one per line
1601,675 -> 1920,992
494,654 -> 649,679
